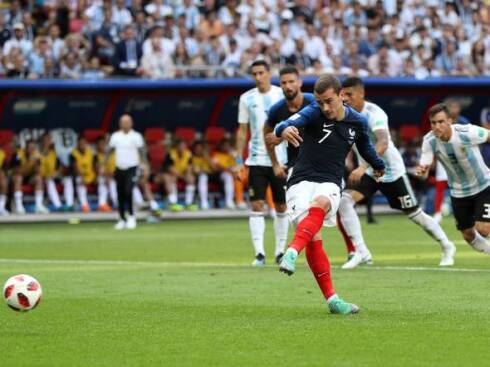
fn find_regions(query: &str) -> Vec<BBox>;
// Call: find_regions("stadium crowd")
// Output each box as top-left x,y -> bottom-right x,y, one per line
0,0 -> 489,79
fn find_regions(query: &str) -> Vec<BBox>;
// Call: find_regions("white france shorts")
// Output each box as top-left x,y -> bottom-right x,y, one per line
286,181 -> 341,227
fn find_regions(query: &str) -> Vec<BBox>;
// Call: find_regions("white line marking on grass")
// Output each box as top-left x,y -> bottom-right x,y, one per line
1,258 -> 490,273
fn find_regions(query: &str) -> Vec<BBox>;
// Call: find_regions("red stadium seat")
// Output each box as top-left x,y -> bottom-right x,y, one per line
399,125 -> 421,143
22,184 -> 34,195
174,127 -> 196,146
0,129 -> 14,147
83,129 -> 106,143
205,126 -> 226,148
144,128 -> 166,144
1,145 -> 14,164
148,143 -> 166,173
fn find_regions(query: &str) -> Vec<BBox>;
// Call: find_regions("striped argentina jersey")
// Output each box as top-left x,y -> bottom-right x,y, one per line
354,101 -> 405,182
420,124 -> 490,198
238,85 -> 287,166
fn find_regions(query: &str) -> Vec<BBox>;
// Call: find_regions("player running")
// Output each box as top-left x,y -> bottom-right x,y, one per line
274,74 -> 385,314
235,60 -> 289,266
338,77 -> 456,269
417,103 -> 490,254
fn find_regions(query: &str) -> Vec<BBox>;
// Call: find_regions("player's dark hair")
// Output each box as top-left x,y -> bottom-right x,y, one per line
342,76 -> 364,89
250,59 -> 270,71
95,136 -> 105,143
428,103 -> 450,119
314,74 -> 341,94
279,65 -> 299,76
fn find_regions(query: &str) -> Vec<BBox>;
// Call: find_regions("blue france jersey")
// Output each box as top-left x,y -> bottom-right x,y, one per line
266,92 -> 316,167
275,103 -> 385,188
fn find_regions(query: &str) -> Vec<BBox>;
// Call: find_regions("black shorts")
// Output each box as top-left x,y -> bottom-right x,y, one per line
451,186 -> 490,231
352,174 -> 418,211
248,165 -> 286,203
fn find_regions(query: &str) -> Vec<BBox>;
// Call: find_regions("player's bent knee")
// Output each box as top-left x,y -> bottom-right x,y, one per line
403,206 -> 420,216
251,200 -> 264,212
461,228 -> 476,243
475,222 -> 490,237
346,190 -> 364,203
312,196 -> 331,212
312,232 -> 322,241
275,203 -> 287,213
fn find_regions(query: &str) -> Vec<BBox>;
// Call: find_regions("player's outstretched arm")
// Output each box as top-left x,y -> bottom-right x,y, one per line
415,164 -> 430,179
417,137 -> 434,179
235,123 -> 248,168
373,129 -> 389,155
355,122 -> 385,174
274,110 -> 311,138
263,124 -> 286,179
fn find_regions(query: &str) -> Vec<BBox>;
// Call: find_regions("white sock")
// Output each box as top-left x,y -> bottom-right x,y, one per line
185,184 -> 195,206
109,179 -> 118,206
0,194 -> 6,211
198,173 -> 208,208
35,190 -> 44,208
338,194 -> 370,256
132,186 -> 144,207
249,211 -> 265,256
168,183 -> 178,204
97,177 -> 108,206
470,232 -> 490,253
14,191 -> 23,209
150,199 -> 159,211
46,179 -> 61,208
76,178 -> 88,206
408,208 -> 452,249
63,176 -> 74,207
274,212 -> 289,256
221,171 -> 235,207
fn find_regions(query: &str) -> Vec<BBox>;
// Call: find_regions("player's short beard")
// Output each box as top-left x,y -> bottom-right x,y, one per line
285,90 -> 298,101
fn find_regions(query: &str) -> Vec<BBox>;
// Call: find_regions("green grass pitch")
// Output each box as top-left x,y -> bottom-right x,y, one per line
1,215 -> 490,366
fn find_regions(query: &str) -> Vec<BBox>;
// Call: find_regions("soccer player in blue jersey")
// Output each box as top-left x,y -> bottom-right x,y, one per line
417,103 -> 490,254
263,65 -> 315,262
264,65 -> 315,171
274,74 -> 385,314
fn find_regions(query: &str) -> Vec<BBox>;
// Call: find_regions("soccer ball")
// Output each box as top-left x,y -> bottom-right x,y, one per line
3,274 -> 42,312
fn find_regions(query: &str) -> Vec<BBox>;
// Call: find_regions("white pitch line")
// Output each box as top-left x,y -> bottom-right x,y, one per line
0,258 -> 490,273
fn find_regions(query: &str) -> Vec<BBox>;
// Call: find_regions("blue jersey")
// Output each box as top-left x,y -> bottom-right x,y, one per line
266,92 -> 316,167
275,103 -> 385,188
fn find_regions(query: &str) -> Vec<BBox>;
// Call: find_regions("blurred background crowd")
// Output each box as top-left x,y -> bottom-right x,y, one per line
1,0 -> 490,79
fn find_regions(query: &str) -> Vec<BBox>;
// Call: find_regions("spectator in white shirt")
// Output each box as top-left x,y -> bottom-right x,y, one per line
112,0 -> 133,29
47,24 -> 64,61
141,37 -> 175,79
142,26 -> 176,58
145,0 -> 173,19
277,21 -> 295,58
3,23 -> 32,58
304,24 -> 326,61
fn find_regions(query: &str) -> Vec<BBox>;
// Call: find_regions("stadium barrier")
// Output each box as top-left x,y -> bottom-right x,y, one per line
0,77 -> 489,134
